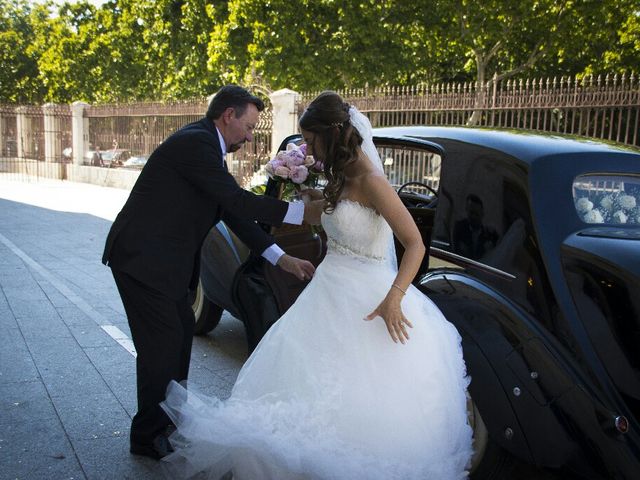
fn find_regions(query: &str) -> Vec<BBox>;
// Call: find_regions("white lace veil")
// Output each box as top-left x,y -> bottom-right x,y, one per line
348,106 -> 398,272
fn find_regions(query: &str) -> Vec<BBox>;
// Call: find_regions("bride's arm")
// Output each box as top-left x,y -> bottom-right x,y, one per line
363,174 -> 426,344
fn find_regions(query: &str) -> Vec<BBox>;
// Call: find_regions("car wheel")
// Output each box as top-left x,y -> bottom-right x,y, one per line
468,395 -> 515,479
190,280 -> 223,335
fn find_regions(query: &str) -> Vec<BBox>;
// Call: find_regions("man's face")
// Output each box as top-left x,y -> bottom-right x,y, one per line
223,103 -> 259,153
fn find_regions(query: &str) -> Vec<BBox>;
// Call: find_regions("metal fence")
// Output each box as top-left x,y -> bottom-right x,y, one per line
1,72 -> 638,186
299,73 -> 640,147
86,99 -> 272,183
0,104 -> 71,181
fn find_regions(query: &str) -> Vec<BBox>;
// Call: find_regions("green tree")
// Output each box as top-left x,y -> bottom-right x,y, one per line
1,0 -> 637,103
0,0 -> 44,103
124,0 -> 224,100
209,0 -> 438,92
401,0 -> 640,124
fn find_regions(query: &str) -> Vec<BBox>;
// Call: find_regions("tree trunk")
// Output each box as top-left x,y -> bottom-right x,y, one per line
466,54 -> 487,127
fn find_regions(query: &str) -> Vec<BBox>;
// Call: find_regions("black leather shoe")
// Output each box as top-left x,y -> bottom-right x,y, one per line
130,434 -> 175,460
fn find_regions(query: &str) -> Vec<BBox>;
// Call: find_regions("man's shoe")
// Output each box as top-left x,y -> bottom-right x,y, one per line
130,434 -> 175,460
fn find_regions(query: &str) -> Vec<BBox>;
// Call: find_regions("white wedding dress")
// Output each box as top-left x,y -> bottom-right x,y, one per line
161,199 -> 474,480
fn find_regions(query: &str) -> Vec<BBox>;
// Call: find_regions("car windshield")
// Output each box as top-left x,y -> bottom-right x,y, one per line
573,174 -> 640,225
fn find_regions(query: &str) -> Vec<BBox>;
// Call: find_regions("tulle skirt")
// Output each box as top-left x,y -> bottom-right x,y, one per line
161,251 -> 473,479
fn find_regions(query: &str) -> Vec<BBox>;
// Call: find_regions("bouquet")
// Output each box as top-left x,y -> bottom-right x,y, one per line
265,143 -> 324,194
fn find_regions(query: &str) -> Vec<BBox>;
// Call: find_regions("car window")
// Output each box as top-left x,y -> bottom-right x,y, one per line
573,174 -> 640,225
376,145 -> 441,194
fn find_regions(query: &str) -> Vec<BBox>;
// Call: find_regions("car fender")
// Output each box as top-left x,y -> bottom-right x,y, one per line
418,270 -> 585,469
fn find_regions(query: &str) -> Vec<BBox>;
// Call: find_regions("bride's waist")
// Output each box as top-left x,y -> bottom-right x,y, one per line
326,237 -> 386,263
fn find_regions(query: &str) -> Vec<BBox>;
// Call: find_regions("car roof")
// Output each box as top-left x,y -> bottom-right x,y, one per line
372,126 -> 640,164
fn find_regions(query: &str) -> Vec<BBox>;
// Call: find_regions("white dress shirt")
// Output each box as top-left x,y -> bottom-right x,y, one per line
216,127 -> 304,265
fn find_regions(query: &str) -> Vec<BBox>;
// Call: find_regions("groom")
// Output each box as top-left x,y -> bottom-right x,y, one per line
102,85 -> 315,460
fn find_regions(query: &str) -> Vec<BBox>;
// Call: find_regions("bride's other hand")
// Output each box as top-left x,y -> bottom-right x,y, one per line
277,254 -> 316,281
298,188 -> 324,202
365,289 -> 413,344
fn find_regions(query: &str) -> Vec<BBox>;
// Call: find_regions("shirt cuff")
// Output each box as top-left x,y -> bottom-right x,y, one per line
262,243 -> 285,266
283,201 -> 304,225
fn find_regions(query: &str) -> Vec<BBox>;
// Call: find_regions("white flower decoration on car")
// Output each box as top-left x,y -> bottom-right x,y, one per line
575,197 -> 593,214
618,194 -> 637,210
599,195 -> 614,211
583,209 -> 605,224
612,210 -> 628,224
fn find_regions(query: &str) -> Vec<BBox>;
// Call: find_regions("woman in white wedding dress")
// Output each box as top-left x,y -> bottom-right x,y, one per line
161,91 -> 473,479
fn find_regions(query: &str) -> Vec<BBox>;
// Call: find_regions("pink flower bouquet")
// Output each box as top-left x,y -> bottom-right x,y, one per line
265,143 -> 323,188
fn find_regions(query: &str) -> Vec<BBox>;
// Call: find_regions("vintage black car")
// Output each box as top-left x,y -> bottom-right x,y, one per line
189,127 -> 640,479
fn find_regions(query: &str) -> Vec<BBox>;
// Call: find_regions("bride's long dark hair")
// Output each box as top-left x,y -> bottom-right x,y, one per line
298,91 -> 363,213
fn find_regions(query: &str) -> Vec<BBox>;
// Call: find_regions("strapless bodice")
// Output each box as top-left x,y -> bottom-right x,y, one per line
321,200 -> 392,261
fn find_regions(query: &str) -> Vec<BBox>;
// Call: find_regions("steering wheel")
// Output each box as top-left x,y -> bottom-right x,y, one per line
397,181 -> 438,208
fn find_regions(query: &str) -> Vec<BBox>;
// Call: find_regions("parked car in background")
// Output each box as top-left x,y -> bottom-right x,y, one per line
83,148 -> 131,167
122,155 -> 149,169
102,149 -> 131,168
190,127 -> 640,479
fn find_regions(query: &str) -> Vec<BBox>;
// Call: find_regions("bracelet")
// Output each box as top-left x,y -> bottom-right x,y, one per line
392,283 -> 407,295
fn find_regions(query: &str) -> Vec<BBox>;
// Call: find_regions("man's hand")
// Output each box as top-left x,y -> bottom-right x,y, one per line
277,254 -> 316,281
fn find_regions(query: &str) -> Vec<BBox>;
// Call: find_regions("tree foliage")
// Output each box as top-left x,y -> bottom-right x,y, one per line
0,0 -> 638,103
0,0 -> 44,102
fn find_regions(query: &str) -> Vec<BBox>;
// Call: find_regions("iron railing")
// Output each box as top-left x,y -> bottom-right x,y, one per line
298,73 -> 640,147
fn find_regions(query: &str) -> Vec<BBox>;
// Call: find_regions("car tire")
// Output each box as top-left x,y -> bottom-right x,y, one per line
468,395 -> 515,479
190,280 -> 223,335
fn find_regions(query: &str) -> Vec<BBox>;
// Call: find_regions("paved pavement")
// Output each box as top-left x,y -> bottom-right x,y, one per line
0,176 -> 246,479
0,176 -> 565,480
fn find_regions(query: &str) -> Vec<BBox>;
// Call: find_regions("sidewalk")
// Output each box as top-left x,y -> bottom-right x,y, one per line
0,176 -> 246,479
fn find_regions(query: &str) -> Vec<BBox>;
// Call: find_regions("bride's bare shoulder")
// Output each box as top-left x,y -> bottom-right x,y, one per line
360,171 -> 393,191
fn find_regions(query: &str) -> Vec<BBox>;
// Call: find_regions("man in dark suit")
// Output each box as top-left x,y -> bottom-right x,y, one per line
102,85 -> 315,460
452,193 -> 498,260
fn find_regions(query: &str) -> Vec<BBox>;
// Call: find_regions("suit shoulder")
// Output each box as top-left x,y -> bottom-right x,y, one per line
166,119 -> 217,145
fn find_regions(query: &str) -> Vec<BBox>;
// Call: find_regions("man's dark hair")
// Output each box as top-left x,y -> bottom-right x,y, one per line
206,85 -> 265,120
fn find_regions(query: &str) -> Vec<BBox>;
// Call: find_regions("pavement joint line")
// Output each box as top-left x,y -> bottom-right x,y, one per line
0,232 -> 137,358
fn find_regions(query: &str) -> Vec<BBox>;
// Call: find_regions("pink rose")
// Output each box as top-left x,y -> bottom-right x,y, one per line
312,160 -> 324,172
299,143 -> 307,155
285,154 -> 305,168
270,157 -> 285,169
265,162 -> 275,176
290,165 -> 309,184
274,165 -> 291,179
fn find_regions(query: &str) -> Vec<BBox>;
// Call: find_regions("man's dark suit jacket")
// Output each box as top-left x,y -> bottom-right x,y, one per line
102,117 -> 288,300
452,218 -> 498,261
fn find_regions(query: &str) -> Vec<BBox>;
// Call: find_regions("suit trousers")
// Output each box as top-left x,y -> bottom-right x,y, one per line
111,269 -> 195,445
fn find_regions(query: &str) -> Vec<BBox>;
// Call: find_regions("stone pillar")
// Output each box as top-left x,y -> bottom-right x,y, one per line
15,106 -> 29,159
43,103 -> 62,162
269,89 -> 300,156
71,101 -> 89,165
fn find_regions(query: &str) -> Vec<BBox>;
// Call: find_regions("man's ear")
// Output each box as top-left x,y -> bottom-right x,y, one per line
222,107 -> 235,124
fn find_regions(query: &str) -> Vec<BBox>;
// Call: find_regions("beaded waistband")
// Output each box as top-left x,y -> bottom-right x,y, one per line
326,237 -> 385,262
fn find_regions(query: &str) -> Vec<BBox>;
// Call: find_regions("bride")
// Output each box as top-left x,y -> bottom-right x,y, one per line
161,91 -> 473,479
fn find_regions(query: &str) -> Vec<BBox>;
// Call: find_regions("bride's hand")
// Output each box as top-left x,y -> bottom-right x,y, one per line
364,289 -> 413,344
302,200 -> 325,225
298,188 -> 324,202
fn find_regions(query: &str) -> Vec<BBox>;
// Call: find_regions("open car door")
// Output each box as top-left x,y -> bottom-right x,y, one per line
232,133 -> 444,352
